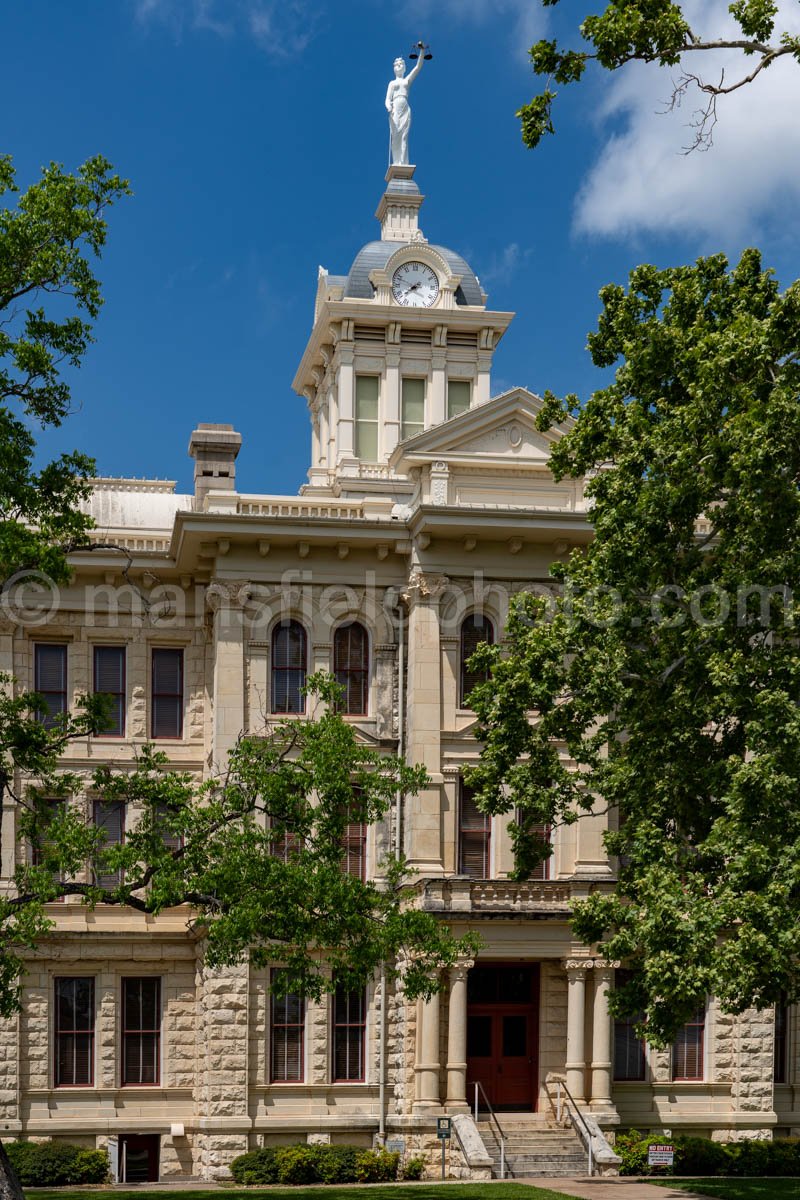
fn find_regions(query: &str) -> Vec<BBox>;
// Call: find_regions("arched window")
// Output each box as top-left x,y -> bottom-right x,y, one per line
271,620 -> 307,714
460,614 -> 494,708
333,622 -> 369,715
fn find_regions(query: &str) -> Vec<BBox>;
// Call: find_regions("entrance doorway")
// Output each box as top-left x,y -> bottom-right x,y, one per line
466,964 -> 540,1111
120,1135 -> 160,1182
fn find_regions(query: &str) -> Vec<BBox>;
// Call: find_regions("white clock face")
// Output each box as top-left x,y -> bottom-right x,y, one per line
391,261 -> 439,308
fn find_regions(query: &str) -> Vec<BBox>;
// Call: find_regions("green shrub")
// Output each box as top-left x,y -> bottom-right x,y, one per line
229,1147 -> 279,1185
728,1137 -> 800,1177
402,1155 -> 425,1181
275,1146 -> 319,1185
616,1130 -> 651,1177
6,1141 -> 108,1187
673,1135 -> 729,1176
354,1148 -> 399,1182
313,1144 -> 359,1184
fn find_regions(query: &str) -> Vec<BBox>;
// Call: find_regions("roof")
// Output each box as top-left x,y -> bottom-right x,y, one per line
344,241 -> 484,306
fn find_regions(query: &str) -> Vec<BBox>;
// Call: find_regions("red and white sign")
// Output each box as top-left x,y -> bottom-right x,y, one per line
648,1144 -> 675,1166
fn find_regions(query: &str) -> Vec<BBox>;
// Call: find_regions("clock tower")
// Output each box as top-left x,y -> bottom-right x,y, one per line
293,162 -> 514,502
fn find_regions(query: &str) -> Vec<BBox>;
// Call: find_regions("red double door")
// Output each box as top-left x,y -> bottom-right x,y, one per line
466,964 -> 540,1111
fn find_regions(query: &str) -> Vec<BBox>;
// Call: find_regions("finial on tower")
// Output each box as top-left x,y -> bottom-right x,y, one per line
385,42 -> 432,167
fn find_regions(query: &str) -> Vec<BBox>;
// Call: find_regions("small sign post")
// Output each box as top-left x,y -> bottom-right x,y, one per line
647,1143 -> 675,1170
437,1117 -> 452,1180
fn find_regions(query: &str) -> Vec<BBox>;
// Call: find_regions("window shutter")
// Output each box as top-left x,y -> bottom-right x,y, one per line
36,644 -> 66,692
334,623 -> 369,715
94,646 -> 125,736
271,622 -> 307,714
270,982 -> 304,1082
93,800 -> 124,889
459,784 -> 490,878
55,977 -> 95,1086
529,824 -> 551,881
122,978 -> 161,1085
151,649 -> 183,738
460,616 -> 494,707
672,1005 -> 705,1080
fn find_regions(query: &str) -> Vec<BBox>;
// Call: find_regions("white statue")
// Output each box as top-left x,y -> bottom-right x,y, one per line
385,53 -> 425,166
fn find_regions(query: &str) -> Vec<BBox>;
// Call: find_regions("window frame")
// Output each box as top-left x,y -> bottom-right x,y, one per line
775,998 -> 789,1085
34,642 -> 68,729
54,976 -> 95,1088
93,644 -> 126,738
671,1003 -> 706,1081
270,620 -> 308,715
92,798 -> 125,890
332,985 -> 367,1083
151,647 -> 184,740
121,977 -> 161,1087
458,779 -> 491,879
355,374 -> 380,462
333,621 -> 370,716
447,378 -> 471,420
612,970 -> 647,1082
270,972 -> 305,1083
459,614 -> 495,708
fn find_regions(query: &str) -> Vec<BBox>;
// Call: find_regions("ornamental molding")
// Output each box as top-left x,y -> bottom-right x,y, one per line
402,570 -> 450,603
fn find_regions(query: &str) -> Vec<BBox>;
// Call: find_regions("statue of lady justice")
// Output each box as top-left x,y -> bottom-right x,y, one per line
385,52 -> 426,166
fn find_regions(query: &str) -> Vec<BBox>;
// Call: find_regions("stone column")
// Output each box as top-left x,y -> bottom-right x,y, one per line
336,339 -> 356,461
446,960 -> 474,1110
402,571 -> 448,874
382,342 -> 401,458
590,965 -> 614,1109
430,348 -> 446,426
414,985 -> 442,1110
564,959 -> 588,1102
208,582 -> 246,769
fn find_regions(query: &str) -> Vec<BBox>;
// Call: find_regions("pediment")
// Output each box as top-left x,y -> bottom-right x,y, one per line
389,387 -> 568,473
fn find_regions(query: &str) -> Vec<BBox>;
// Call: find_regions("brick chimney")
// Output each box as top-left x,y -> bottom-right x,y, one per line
188,423 -> 242,510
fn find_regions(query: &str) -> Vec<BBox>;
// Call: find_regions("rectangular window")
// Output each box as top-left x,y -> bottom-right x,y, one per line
93,645 -> 126,736
775,998 -> 789,1084
93,799 -> 124,889
401,377 -> 425,440
333,986 -> 366,1081
447,379 -> 471,420
55,977 -> 94,1086
151,648 -> 183,739
155,801 -> 184,854
35,643 -> 67,728
672,1004 -> 705,1080
122,978 -> 161,1086
355,376 -> 379,461
459,781 -> 490,879
613,971 -> 646,1081
342,813 -> 367,881
33,798 -> 66,901
270,974 -> 304,1082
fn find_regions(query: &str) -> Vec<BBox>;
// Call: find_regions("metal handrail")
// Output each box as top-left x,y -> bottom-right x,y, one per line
545,1077 -> 594,1176
473,1080 -> 507,1180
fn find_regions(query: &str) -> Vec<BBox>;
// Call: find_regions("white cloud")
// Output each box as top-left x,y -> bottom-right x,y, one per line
133,0 -> 321,56
406,0 -> 544,57
480,242 -> 534,287
574,0 -> 800,242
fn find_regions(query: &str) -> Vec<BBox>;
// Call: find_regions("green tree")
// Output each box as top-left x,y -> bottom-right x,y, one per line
14,674 -> 476,1008
468,248 -> 800,1044
518,0 -> 800,151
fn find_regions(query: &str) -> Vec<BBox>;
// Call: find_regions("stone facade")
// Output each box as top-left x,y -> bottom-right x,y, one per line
0,162 -> 794,1181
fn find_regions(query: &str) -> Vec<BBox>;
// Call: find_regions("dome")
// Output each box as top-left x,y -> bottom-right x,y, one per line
344,241 -> 484,307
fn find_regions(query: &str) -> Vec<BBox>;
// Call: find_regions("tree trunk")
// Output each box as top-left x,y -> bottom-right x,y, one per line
0,1140 -> 24,1200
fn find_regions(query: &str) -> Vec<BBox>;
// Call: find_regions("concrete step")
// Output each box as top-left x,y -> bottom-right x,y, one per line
475,1118 -> 588,1179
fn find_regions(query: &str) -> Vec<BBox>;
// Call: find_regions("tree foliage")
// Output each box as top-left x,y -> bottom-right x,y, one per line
518,0 -> 800,151
468,248 -> 800,1044
0,155 -> 130,583
7,675 -> 476,1015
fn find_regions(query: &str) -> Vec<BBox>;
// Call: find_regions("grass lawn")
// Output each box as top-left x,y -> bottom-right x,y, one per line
28,1188 -> 579,1200
657,1179 -> 800,1199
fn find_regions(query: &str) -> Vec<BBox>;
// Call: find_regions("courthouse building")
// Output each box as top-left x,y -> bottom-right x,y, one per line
0,155 -> 794,1180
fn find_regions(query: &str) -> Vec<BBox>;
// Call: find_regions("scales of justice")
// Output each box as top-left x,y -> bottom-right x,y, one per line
385,41 -> 432,168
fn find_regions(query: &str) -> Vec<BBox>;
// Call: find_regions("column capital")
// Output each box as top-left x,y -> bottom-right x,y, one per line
402,569 -> 450,604
564,958 -> 592,975
449,958 -> 475,984
593,960 -> 621,979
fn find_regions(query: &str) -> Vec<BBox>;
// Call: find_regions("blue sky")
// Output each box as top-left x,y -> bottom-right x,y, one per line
5,0 -> 800,496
